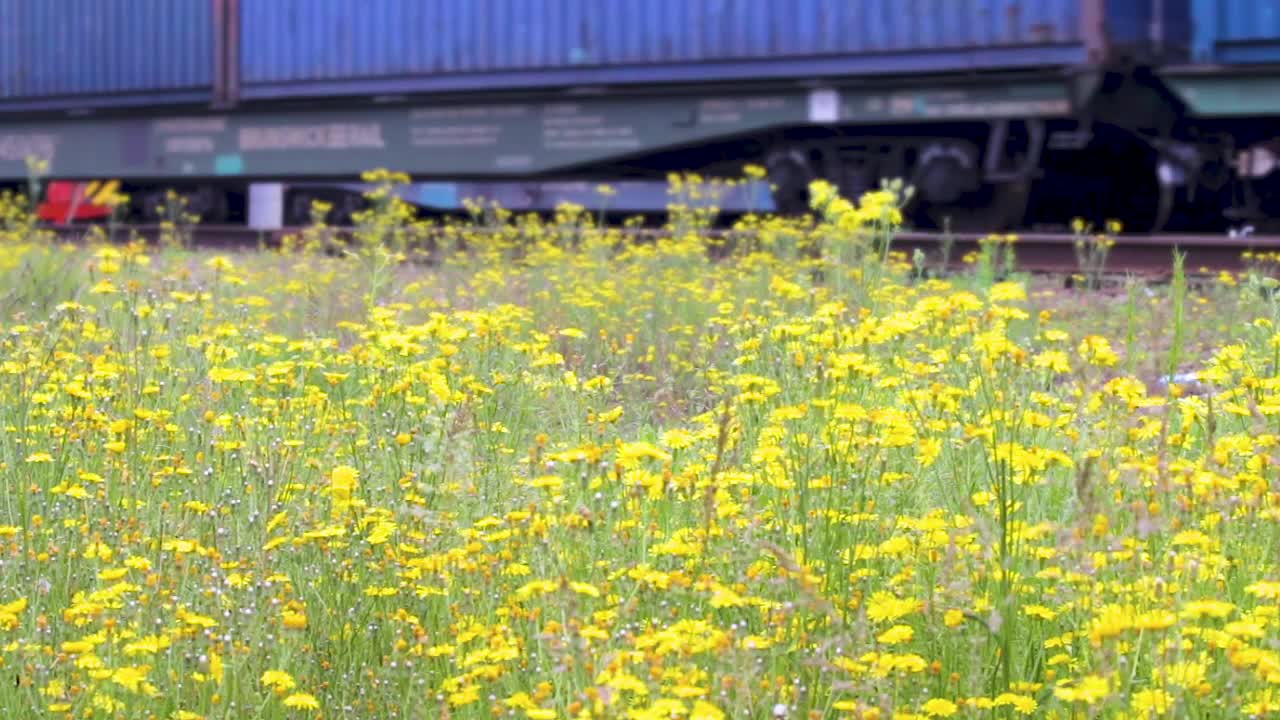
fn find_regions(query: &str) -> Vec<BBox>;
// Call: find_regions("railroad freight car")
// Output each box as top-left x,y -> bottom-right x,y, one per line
0,0 -> 1197,231
1153,0 -> 1280,229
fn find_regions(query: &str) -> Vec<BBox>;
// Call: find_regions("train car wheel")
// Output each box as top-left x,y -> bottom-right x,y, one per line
765,148 -> 815,215
188,187 -> 229,224
922,180 -> 1030,233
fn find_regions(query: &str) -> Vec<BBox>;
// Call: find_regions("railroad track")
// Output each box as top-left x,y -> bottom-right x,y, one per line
41,223 -> 1280,276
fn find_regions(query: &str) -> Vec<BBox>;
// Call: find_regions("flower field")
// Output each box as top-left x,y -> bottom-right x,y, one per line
0,176 -> 1278,719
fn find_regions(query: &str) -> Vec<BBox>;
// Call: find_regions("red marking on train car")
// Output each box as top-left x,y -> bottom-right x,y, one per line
37,181 -> 116,223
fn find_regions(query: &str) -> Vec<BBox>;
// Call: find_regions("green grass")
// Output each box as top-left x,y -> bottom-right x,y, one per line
0,180 -> 1276,720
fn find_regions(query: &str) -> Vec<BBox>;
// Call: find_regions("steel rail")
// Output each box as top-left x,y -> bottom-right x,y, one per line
36,223 -> 1280,275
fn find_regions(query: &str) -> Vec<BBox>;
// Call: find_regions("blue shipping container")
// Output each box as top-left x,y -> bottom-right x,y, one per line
1191,0 -> 1280,63
0,0 -> 214,110
0,0 -> 1187,111
237,0 -> 1171,101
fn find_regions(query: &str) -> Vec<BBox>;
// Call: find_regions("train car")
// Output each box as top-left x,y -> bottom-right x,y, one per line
1156,0 -> 1280,229
0,0 -> 1197,231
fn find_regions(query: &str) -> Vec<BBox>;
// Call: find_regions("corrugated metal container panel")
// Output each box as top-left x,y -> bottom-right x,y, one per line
238,0 -> 1166,101
0,0 -> 214,110
1191,0 -> 1280,63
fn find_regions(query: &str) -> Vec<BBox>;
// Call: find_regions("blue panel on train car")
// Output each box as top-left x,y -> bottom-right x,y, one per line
1191,0 -> 1280,64
0,0 -> 215,110
235,0 -> 1178,102
0,0 -> 1190,112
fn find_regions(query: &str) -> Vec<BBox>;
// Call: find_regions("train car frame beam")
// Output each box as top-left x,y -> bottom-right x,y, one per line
0,77 -> 1076,183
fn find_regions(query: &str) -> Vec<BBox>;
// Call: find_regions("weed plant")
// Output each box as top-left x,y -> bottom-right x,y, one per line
0,173 -> 1274,719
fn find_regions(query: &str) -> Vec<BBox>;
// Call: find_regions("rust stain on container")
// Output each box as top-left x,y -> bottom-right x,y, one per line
1007,2 -> 1023,43
1029,23 -> 1059,43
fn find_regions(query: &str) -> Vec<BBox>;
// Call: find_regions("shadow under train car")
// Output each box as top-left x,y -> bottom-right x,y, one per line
252,179 -> 778,229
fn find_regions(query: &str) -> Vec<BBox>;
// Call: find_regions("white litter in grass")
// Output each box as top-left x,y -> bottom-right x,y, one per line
1161,371 -> 1200,386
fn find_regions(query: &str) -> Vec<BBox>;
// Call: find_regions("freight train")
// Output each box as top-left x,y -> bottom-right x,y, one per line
1,0 -> 1279,233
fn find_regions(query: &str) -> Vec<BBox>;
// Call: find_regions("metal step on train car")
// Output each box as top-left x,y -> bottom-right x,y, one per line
1,0 -> 1279,233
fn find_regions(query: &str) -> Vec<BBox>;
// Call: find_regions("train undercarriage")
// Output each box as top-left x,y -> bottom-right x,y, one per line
4,67 -> 1280,235
89,129 -> 1244,235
